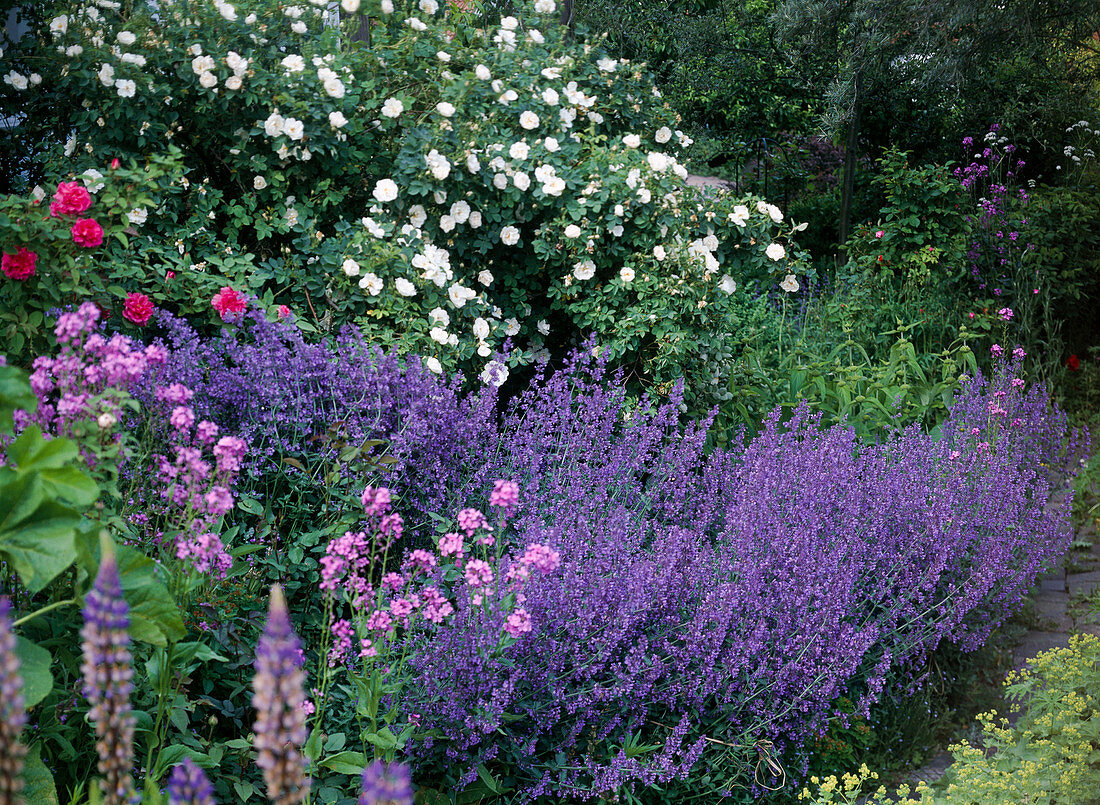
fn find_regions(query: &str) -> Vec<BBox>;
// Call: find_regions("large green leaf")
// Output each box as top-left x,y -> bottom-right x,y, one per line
21,744 -> 58,805
0,364 -> 36,435
14,636 -> 53,709
5,426 -> 78,471
0,497 -> 80,593
116,545 -> 186,646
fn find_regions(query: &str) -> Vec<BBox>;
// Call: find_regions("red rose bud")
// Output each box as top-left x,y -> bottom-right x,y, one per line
166,271 -> 176,280
110,158 -> 121,170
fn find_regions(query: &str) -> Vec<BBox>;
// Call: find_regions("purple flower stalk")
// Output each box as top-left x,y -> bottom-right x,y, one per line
166,757 -> 217,805
81,553 -> 137,805
359,760 -> 413,805
252,586 -> 310,805
0,598 -> 27,805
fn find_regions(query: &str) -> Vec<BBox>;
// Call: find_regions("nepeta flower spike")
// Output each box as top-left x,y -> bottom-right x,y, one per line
166,757 -> 216,805
359,760 -> 413,805
0,598 -> 28,805
252,586 -> 310,805
81,549 -> 137,805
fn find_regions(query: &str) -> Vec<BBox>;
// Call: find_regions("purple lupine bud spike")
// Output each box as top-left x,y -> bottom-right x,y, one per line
0,598 -> 28,805
252,586 -> 310,805
166,757 -> 216,805
359,760 -> 413,805
80,551 -> 137,805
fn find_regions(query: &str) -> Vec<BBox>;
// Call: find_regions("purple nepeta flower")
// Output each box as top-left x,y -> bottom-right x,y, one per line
81,553 -> 138,805
0,598 -> 28,803
166,757 -> 217,805
358,760 -> 413,805
252,586 -> 310,805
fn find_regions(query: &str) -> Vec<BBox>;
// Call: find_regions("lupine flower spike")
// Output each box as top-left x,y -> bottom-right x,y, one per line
253,586 -> 310,805
359,760 -> 413,805
0,598 -> 28,805
166,757 -> 217,805
81,547 -> 138,805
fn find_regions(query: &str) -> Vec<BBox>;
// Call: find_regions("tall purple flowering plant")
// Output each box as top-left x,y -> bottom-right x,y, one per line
0,598 -> 27,805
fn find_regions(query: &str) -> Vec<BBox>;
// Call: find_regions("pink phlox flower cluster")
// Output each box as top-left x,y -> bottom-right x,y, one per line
390,597 -> 414,621
366,610 -> 394,633
438,532 -> 465,558
520,543 -> 561,574
991,344 -> 1004,357
504,607 -> 532,638
420,586 -> 453,624
213,436 -> 247,473
381,572 -> 405,592
1013,347 -> 1026,360
195,420 -> 220,444
54,302 -> 100,343
407,549 -> 437,573
359,638 -> 378,658
329,618 -> 355,667
1011,378 -> 1025,389
320,530 -> 371,592
170,405 -> 196,432
379,512 -> 404,540
361,486 -> 392,516
175,531 -> 232,577
489,479 -> 520,510
464,559 -> 493,587
155,383 -> 194,405
456,508 -> 489,536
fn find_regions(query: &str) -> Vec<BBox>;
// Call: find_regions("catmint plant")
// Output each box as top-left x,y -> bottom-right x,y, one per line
359,760 -> 413,805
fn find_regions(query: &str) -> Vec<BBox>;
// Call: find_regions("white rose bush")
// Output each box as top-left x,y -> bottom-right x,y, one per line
23,0 -> 805,408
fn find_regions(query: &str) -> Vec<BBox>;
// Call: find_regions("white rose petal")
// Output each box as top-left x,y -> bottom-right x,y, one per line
500,225 -> 520,245
655,126 -> 672,144
373,178 -> 399,203
766,242 -> 786,261
519,110 -> 540,130
395,277 -> 417,297
620,266 -> 635,283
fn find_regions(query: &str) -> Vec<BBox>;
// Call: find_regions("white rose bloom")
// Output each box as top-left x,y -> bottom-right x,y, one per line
475,64 -> 492,80
653,245 -> 666,261
341,258 -> 361,276
542,88 -> 559,106
282,55 -> 305,73
381,0 -> 393,12
264,113 -> 286,137
611,225 -> 624,237
623,134 -> 641,148
199,71 -> 217,89
324,77 -> 345,98
373,179 -> 399,203
82,169 -> 105,193
466,153 -> 481,173
117,30 -> 136,45
647,151 -> 670,172
614,204 -> 624,217
191,55 -> 215,75
541,67 -> 562,79
436,101 -> 456,117
597,58 -> 617,72
704,234 -> 719,251
655,126 -> 672,144
493,173 -> 509,190
542,176 -> 566,196
637,187 -> 652,204
719,274 -> 737,294
473,317 -> 490,339
564,224 -> 581,239
359,272 -> 383,295
381,97 -> 404,118
50,15 -> 68,36
439,214 -> 456,233
430,327 -> 450,344
283,117 -> 305,140
468,210 -> 483,228
529,29 -> 545,44
188,44 -> 203,56
116,79 -> 136,98
535,0 -> 555,12
425,356 -> 443,374
127,208 -> 148,225
573,259 -> 596,280
97,63 -> 115,87
65,45 -> 83,57
226,75 -> 243,90
219,3 -> 238,20
766,203 -> 784,223
419,0 -> 439,14
500,225 -> 521,245
620,266 -> 635,282
477,344 -> 492,357
246,12 -> 258,22
395,277 -> 417,297
729,205 -> 750,227
537,320 -> 551,335
450,200 -> 471,223
448,283 -> 476,307
477,269 -> 494,286
341,0 -> 361,11
780,274 -> 800,293
513,172 -> 531,191
409,205 -> 428,227
425,149 -> 451,180
436,50 -> 451,62
329,111 -> 348,128
292,21 -> 308,33
766,242 -> 786,261
509,141 -> 530,160
480,360 -> 509,387
519,111 -> 540,130
543,137 -> 560,152
253,175 -> 268,190
504,318 -> 521,336
500,15 -> 519,29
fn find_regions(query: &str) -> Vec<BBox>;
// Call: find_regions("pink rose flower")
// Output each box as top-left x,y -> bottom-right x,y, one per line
1,247 -> 37,281
874,230 -> 885,239
211,286 -> 247,320
50,181 -> 93,217
71,217 -> 104,247
122,292 -> 155,325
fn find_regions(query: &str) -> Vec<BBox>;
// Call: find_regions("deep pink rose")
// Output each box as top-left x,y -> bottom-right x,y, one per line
1,247 -> 37,281
211,286 -> 247,320
277,304 -> 292,319
71,217 -> 104,248
50,182 -> 93,217
123,292 -> 155,326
